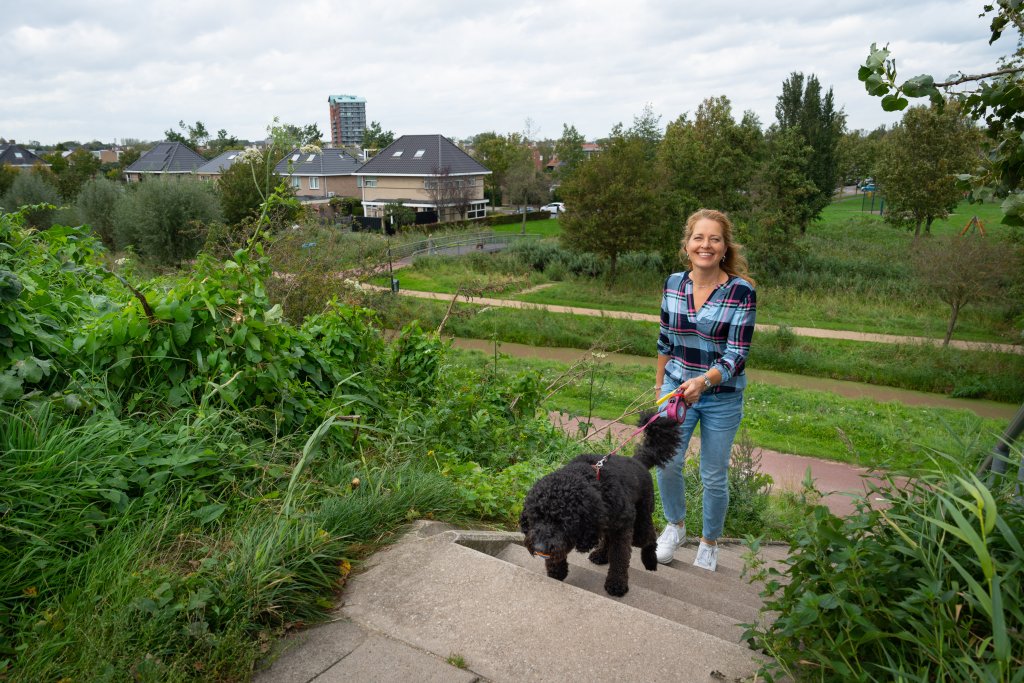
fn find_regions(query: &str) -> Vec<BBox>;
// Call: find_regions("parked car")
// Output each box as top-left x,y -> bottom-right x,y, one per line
540,202 -> 565,214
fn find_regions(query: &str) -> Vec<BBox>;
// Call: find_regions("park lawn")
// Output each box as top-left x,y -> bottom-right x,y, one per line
491,217 -> 563,237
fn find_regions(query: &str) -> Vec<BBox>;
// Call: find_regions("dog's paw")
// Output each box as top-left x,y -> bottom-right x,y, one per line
604,577 -> 629,597
545,560 -> 569,581
588,549 -> 608,565
641,546 -> 658,571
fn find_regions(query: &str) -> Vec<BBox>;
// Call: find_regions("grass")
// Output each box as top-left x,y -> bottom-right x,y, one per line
367,293 -> 1024,404
446,348 -> 1007,470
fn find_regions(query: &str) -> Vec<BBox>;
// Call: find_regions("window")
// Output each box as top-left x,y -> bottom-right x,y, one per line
309,177 -> 320,190
291,153 -> 300,162
467,202 -> 487,220
14,152 -> 23,159
363,177 -> 377,188
307,154 -> 316,162
414,150 -> 425,158
392,150 -> 403,157
291,176 -> 300,188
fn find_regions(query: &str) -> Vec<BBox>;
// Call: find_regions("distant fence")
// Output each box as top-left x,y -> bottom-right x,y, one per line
387,232 -> 543,261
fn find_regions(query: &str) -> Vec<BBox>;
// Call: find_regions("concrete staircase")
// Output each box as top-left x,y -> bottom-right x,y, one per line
254,521 -> 788,683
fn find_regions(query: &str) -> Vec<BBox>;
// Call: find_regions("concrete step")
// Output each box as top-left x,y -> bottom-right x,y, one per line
496,543 -> 753,643
338,525 -> 767,682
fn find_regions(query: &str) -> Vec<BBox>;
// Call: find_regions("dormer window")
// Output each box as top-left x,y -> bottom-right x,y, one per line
414,150 -> 425,158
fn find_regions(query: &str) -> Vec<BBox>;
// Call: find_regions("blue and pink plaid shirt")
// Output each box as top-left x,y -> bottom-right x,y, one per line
657,271 -> 757,393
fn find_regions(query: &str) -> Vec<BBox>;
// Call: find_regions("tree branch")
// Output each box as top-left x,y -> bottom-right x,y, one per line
109,271 -> 157,324
934,65 -> 1024,88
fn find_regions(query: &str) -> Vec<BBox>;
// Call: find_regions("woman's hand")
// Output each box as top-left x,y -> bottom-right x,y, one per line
679,377 -> 706,406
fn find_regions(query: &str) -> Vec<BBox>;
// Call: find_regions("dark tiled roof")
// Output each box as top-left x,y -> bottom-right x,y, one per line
355,135 -> 490,176
274,148 -> 362,176
0,143 -> 46,167
196,150 -> 245,175
126,142 -> 207,174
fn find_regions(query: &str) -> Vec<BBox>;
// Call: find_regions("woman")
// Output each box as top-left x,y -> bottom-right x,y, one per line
653,208 -> 756,571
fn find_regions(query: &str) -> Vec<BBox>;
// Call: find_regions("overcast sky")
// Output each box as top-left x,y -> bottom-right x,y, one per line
0,1 -> 1010,146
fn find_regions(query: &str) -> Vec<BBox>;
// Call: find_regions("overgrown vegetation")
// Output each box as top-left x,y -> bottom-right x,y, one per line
744,455 -> 1024,682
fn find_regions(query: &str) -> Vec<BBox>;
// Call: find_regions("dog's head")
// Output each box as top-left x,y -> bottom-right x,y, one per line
520,467 -> 606,559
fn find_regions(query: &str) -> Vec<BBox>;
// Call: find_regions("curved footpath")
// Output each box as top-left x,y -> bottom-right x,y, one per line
376,285 -> 1024,355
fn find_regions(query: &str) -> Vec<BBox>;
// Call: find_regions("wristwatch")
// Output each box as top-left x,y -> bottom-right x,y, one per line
702,374 -> 712,390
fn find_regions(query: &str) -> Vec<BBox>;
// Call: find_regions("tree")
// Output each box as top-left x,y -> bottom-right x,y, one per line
165,120 -> 211,152
875,103 -> 979,237
741,128 -> 818,275
424,166 -> 476,223
113,178 -> 222,266
859,5 -> 1024,221
912,233 -> 1020,345
470,131 -> 531,205
382,202 -> 415,233
836,128 -> 885,186
43,148 -> 102,201
774,72 -> 846,232
207,129 -> 240,157
362,121 -> 395,150
217,152 -> 281,226
504,159 -> 550,233
75,177 -> 122,248
559,125 -> 676,283
657,96 -> 762,216
553,124 -> 586,179
0,165 -> 19,197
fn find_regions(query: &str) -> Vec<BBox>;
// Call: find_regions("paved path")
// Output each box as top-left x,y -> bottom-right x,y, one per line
373,285 -> 1024,355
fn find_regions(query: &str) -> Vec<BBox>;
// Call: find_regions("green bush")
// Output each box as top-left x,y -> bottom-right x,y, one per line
113,178 -> 222,266
75,176 -> 122,248
0,171 -> 63,229
745,457 -> 1024,682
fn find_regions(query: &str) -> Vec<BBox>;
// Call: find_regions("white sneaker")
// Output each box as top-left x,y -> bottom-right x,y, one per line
693,540 -> 719,571
655,523 -> 685,564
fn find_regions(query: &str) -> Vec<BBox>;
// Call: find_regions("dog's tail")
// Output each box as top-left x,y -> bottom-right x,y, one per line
632,411 -> 682,470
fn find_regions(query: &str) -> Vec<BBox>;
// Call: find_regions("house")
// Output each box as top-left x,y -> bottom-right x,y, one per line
353,134 -> 490,222
273,148 -> 362,202
0,142 -> 48,169
196,150 -> 246,181
124,142 -> 207,182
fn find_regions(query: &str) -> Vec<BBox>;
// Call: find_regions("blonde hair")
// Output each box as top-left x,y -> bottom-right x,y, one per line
677,208 -> 755,287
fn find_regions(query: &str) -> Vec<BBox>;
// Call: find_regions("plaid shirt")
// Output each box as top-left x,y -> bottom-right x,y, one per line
657,271 -> 756,393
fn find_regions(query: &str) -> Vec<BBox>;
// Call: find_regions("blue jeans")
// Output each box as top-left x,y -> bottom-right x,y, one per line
656,378 -> 744,541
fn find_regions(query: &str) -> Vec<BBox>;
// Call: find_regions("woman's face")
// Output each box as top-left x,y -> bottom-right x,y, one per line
686,218 -> 726,269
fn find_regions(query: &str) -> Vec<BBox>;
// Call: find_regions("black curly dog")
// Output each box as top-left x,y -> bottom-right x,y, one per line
519,412 -> 681,597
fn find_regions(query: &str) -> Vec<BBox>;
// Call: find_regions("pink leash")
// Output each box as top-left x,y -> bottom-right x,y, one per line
592,394 -> 687,479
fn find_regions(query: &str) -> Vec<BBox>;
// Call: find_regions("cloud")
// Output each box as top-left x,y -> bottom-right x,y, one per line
0,0 -> 1010,145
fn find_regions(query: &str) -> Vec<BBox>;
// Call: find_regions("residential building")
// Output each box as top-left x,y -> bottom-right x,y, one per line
354,134 -> 490,222
196,150 -> 246,181
0,142 -> 48,169
124,142 -> 206,182
328,94 -> 367,148
274,148 -> 362,202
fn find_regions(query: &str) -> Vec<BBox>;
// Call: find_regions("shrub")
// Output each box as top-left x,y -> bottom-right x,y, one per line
75,176 -> 122,248
0,171 -> 62,229
113,178 -> 222,266
745,456 -> 1024,682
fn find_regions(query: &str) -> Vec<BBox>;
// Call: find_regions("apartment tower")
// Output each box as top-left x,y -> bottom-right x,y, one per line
328,94 -> 367,148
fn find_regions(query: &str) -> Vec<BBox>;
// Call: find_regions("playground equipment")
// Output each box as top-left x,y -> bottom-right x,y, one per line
960,215 -> 987,236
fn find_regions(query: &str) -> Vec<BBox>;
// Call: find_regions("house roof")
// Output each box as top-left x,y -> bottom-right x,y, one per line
355,135 -> 490,177
196,150 -> 245,175
274,148 -> 362,176
126,142 -> 207,174
0,143 -> 46,167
